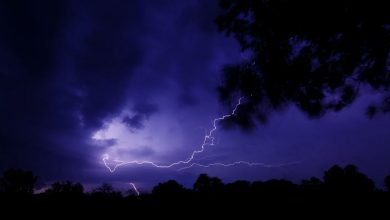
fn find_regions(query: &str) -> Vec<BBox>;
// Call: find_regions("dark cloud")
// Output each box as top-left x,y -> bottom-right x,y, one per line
123,115 -> 145,130
0,0 -> 146,179
122,103 -> 159,130
177,93 -> 200,108
0,0 -> 389,191
68,0 -> 144,129
132,103 -> 159,119
0,0 -> 68,77
176,0 -> 222,34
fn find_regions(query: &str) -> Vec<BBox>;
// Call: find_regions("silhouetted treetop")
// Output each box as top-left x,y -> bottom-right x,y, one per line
193,174 -> 224,197
384,175 -> 390,192
216,0 -> 390,128
1,165 -> 390,215
225,180 -> 251,196
152,180 -> 187,198
323,164 -> 375,193
91,183 -> 122,199
45,181 -> 84,196
0,168 -> 37,195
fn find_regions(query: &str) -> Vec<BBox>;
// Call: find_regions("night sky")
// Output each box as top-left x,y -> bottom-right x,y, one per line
1,0 -> 390,191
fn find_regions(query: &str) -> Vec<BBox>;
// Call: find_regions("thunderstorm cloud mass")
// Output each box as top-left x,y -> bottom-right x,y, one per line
1,0 -> 390,191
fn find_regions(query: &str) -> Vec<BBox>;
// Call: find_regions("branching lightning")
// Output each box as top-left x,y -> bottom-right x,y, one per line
103,97 -> 244,171
178,161 -> 301,171
102,97 -> 299,173
129,182 -> 140,196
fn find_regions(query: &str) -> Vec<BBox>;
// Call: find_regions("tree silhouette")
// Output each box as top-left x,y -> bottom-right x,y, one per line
0,169 -> 37,195
91,183 -> 122,199
261,179 -> 296,195
225,180 -> 251,198
216,0 -> 390,128
152,180 -> 187,199
301,177 -> 323,193
45,181 -> 84,197
193,174 -> 224,199
0,164 -> 389,215
385,175 -> 390,192
323,164 -> 374,193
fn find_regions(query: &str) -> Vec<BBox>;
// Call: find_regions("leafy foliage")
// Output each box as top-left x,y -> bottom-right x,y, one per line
216,0 -> 390,128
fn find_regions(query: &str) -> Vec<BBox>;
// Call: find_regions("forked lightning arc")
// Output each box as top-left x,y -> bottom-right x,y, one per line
102,97 -> 298,174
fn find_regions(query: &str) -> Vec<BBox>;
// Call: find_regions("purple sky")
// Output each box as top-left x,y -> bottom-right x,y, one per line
1,0 -> 390,191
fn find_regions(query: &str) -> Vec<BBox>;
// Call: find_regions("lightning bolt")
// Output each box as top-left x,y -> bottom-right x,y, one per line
102,97 -> 299,173
129,182 -> 140,196
178,161 -> 301,171
102,97 -> 245,172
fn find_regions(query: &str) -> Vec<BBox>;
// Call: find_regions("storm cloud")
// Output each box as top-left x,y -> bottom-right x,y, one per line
1,0 -> 390,190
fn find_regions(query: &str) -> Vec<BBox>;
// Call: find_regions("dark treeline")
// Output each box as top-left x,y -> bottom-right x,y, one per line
1,164 -> 390,216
